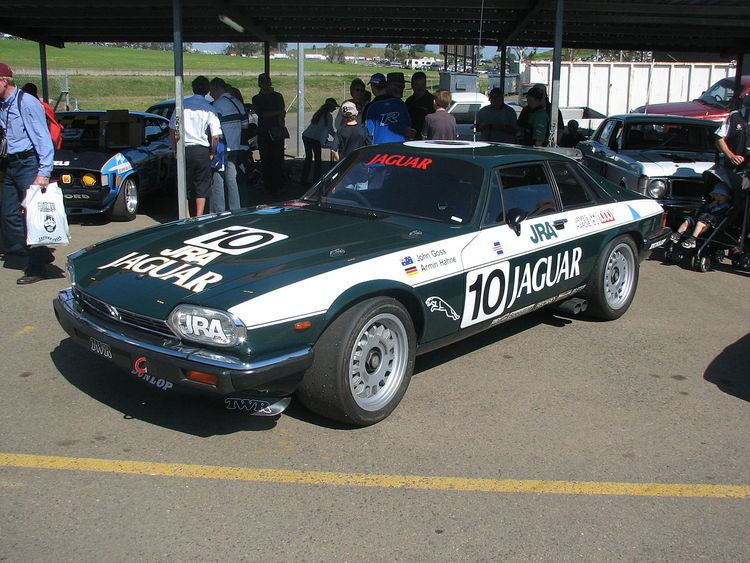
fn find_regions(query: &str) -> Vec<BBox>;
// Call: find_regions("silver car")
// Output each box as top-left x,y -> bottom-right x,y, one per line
578,114 -> 719,225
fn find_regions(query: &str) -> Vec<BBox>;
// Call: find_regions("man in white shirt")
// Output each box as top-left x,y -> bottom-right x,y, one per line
169,75 -> 221,217
210,77 -> 248,211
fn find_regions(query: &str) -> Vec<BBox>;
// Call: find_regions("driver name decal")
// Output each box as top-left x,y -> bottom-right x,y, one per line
365,154 -> 433,170
461,247 -> 583,328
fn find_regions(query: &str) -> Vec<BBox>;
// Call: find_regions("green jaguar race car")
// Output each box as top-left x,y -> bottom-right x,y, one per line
54,140 -> 670,425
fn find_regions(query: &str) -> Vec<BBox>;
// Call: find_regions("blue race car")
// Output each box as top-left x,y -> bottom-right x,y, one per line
53,110 -> 175,221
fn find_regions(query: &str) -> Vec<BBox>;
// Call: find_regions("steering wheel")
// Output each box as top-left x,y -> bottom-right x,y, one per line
342,187 -> 371,207
714,95 -> 724,104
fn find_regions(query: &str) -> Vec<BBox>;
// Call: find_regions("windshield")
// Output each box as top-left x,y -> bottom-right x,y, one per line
696,78 -> 735,109
305,148 -> 485,224
622,122 -> 716,152
59,114 -> 101,149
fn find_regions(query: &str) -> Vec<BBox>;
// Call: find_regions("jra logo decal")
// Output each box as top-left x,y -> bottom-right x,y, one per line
184,226 -> 288,256
461,247 -> 582,328
529,221 -> 558,244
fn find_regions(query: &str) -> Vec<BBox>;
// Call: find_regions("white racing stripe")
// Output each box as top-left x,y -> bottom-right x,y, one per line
229,199 -> 662,330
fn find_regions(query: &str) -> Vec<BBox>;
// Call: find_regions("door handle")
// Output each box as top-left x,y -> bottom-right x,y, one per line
553,219 -> 567,230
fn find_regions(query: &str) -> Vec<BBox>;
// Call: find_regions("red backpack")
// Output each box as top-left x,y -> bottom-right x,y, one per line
41,101 -> 64,150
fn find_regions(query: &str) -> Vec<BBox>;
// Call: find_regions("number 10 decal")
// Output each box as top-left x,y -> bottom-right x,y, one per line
184,226 -> 288,256
461,262 -> 510,328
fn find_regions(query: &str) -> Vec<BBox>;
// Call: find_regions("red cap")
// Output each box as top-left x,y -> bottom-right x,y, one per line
0,63 -> 13,77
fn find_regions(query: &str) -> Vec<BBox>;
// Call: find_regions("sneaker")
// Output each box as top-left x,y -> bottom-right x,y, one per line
681,236 -> 697,249
669,232 -> 681,243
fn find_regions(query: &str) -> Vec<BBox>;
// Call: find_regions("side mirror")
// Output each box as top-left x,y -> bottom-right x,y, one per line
506,207 -> 527,236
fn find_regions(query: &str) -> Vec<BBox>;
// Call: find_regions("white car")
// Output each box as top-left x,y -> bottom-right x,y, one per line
446,92 -> 489,141
578,114 -> 720,225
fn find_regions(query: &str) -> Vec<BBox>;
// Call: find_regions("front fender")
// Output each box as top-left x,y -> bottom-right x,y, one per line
324,280 -> 426,341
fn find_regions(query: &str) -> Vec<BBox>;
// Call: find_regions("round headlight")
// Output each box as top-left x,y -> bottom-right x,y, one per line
167,305 -> 246,348
647,179 -> 667,198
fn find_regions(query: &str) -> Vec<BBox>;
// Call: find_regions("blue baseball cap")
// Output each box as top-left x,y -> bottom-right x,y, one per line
368,73 -> 386,87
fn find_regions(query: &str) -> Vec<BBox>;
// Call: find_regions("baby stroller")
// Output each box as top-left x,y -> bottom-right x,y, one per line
664,167 -> 750,272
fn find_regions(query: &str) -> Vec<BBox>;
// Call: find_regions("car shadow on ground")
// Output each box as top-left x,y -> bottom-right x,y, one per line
703,332 -> 750,402
414,309 -> 573,375
51,338 -> 280,435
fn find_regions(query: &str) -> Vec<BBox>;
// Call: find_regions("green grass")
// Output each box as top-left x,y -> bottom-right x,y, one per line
3,39 -> 444,114
0,39 -> 434,74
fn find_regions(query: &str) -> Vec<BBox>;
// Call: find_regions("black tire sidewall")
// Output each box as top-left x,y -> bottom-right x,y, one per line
110,177 -> 138,221
587,235 -> 639,320
333,298 -> 416,425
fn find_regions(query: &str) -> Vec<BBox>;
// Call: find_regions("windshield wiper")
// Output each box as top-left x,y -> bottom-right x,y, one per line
314,200 -> 384,219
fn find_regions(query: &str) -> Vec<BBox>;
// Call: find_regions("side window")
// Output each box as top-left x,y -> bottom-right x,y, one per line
598,120 -> 616,146
498,163 -> 558,219
450,104 -> 482,125
145,118 -> 168,141
608,121 -> 623,150
549,161 -> 595,209
482,171 -> 504,226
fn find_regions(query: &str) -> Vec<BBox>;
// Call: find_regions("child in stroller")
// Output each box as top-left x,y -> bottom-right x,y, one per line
670,183 -> 732,249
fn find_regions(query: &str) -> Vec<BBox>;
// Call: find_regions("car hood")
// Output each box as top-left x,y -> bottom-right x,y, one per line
53,150 -> 110,172
623,149 -> 715,177
633,100 -> 728,119
71,204 -> 452,318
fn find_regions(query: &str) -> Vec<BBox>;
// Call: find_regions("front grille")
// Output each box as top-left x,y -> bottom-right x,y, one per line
74,288 -> 175,338
670,179 -> 706,199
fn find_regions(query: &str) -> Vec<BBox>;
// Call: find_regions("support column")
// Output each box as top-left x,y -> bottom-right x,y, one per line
734,53 -> 744,109
38,43 -> 49,103
264,42 -> 271,77
548,0 -> 564,147
296,42 -> 305,158
173,0 -> 188,220
499,46 -> 507,97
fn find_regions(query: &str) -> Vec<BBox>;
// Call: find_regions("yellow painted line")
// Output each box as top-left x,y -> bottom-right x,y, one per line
1,453 -> 748,499
13,325 -> 35,337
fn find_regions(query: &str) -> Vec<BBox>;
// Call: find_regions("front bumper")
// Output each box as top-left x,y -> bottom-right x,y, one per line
53,288 -> 313,397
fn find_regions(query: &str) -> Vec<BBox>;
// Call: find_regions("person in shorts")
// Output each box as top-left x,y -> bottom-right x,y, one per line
169,75 -> 221,216
671,183 -> 732,249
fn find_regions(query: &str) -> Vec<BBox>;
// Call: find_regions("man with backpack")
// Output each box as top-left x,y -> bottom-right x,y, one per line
0,63 -> 55,284
21,83 -> 63,150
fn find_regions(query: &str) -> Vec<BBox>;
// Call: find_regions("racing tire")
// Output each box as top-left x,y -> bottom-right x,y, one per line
109,177 -> 139,221
296,297 -> 416,426
693,254 -> 711,273
585,235 -> 639,321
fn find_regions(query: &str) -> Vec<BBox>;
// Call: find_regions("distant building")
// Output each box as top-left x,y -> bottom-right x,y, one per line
305,54 -> 327,61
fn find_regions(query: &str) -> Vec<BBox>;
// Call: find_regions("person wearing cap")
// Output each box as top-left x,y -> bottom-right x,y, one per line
517,83 -> 564,146
336,101 -> 370,160
405,71 -> 435,139
252,73 -> 286,194
670,183 -> 732,249
361,72 -> 412,145
334,78 -> 368,131
519,86 -> 550,147
209,77 -> 248,210
476,87 -> 518,144
301,98 -> 339,185
0,62 -> 56,284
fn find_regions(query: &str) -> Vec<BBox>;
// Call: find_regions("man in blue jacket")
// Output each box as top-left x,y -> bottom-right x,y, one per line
0,62 -> 55,284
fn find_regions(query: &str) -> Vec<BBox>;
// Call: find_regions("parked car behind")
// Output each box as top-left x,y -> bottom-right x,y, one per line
578,114 -> 720,226
53,110 -> 174,221
631,76 -> 750,121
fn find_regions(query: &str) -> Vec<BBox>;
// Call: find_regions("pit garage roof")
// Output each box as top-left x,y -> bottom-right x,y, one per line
2,0 -> 750,54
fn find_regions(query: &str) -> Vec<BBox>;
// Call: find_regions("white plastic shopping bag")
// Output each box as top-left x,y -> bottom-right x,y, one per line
22,182 -> 70,247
